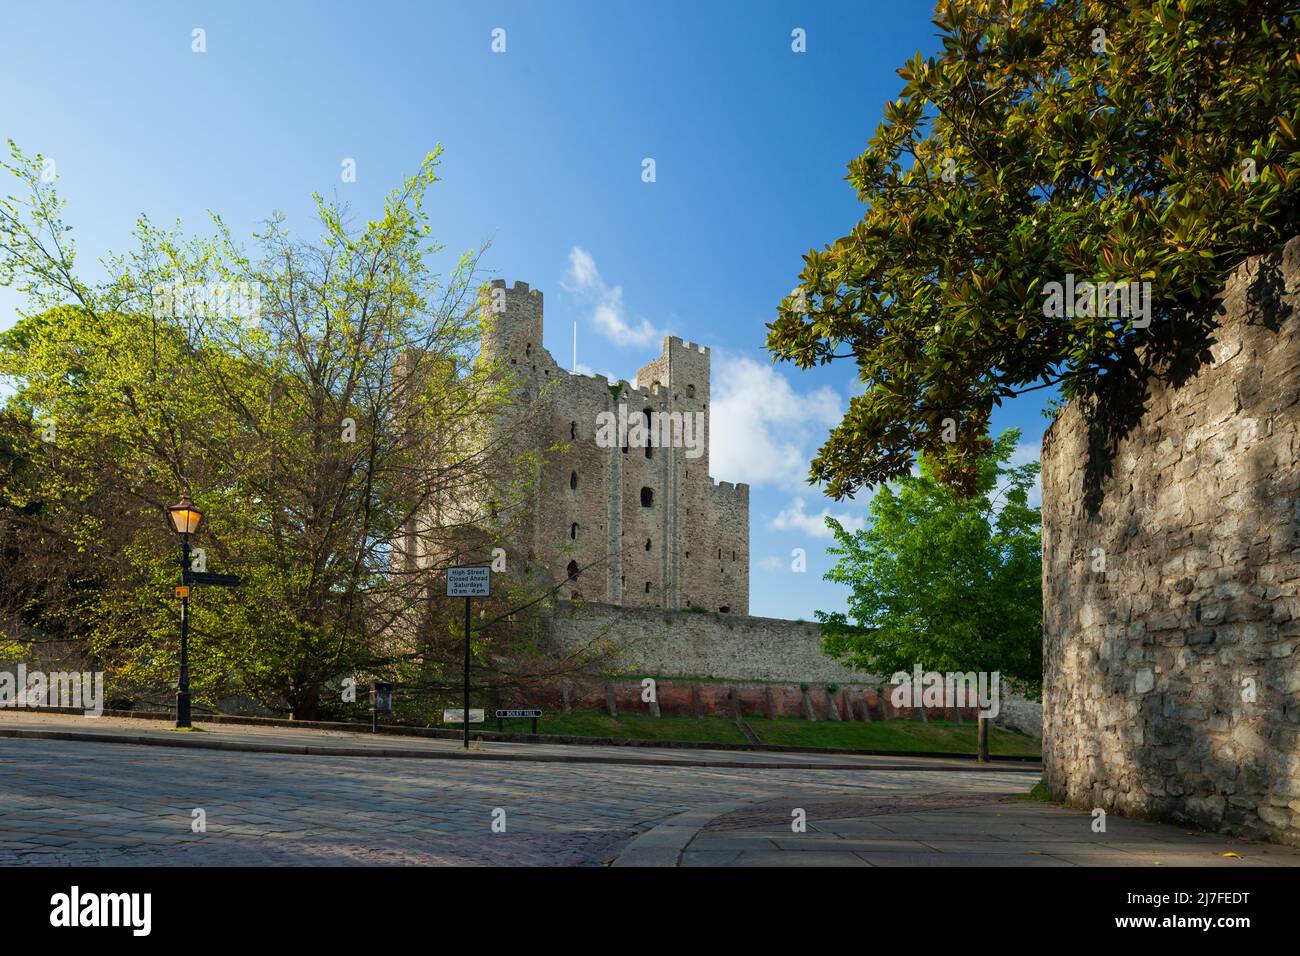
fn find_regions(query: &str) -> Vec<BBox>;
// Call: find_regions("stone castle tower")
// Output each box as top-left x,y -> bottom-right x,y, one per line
481,280 -> 748,614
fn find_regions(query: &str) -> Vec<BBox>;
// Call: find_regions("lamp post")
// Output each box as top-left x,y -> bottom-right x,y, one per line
168,492 -> 204,729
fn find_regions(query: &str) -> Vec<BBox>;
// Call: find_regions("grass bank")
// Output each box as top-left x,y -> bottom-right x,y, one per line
484,712 -> 1041,756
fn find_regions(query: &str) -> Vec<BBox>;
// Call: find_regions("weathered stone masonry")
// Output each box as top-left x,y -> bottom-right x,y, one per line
541,601 -> 1044,736
481,280 -> 748,614
1042,236 -> 1300,845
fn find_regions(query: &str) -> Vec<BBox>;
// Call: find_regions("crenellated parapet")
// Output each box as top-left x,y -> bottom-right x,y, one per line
470,279 -> 747,614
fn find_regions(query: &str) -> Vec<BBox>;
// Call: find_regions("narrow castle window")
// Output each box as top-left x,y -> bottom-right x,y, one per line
525,343 -> 532,357
566,560 -> 580,579
570,471 -> 578,490
644,581 -> 651,593
570,421 -> 577,440
640,487 -> 653,507
686,384 -> 696,398
644,538 -> 651,551
570,523 -> 578,540
717,548 -> 722,559
732,550 -> 736,561
719,605 -> 731,614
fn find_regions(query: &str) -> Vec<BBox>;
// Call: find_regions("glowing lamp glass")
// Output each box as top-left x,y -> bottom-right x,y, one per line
168,496 -> 204,535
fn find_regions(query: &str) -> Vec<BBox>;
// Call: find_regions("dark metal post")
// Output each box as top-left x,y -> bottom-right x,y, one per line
463,594 -> 471,749
177,532 -> 191,729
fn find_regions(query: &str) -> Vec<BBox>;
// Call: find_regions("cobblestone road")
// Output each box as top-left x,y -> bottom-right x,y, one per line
0,737 -> 1032,866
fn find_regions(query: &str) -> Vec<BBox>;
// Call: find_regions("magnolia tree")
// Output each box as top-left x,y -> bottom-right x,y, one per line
768,0 -> 1300,496
0,143 -> 592,720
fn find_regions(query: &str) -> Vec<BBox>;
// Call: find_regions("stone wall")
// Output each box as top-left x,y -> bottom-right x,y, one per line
543,601 -> 1043,735
517,677 -> 977,723
1042,236 -> 1300,845
479,281 -> 749,614
545,600 -> 863,684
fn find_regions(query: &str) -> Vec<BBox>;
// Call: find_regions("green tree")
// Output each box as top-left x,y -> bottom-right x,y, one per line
818,429 -> 1041,760
767,0 -> 1300,496
0,141 -> 560,719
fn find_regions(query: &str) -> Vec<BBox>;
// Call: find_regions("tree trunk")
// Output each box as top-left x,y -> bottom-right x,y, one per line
977,715 -> 990,763
292,688 -> 320,721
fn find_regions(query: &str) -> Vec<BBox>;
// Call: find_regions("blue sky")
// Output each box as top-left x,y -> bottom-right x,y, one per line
0,0 -> 1052,619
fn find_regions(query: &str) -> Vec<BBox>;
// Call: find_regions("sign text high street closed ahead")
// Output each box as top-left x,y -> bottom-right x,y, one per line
447,566 -> 490,597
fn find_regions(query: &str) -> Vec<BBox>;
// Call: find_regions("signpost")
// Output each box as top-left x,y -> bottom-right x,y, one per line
166,493 -> 243,730
183,571 -> 243,588
370,680 -> 393,734
495,708 -> 543,734
174,568 -> 240,728
447,566 -> 490,749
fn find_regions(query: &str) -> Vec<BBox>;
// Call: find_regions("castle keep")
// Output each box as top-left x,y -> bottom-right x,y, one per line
482,280 -> 749,614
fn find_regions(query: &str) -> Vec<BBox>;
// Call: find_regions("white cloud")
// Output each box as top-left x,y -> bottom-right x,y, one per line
567,247 -> 600,290
757,555 -> 784,572
563,247 -> 661,347
710,354 -> 842,491
574,361 -> 622,382
770,497 -> 865,539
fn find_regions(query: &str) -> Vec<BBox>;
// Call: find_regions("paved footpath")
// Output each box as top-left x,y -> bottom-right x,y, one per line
1,713 -> 1297,867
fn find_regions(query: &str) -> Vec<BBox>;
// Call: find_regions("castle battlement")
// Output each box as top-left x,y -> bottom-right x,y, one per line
665,335 -> 709,356
476,280 -> 748,615
489,278 -> 543,300
711,479 -> 750,499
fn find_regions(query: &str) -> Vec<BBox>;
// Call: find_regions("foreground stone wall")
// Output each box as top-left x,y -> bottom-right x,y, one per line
1042,236 -> 1300,845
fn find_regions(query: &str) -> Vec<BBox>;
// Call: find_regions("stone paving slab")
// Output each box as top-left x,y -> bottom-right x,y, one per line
675,801 -> 1300,868
857,851 -> 1075,867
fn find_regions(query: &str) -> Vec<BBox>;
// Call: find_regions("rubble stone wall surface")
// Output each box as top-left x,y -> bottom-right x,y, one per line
1042,236 -> 1300,845
543,601 -> 1042,736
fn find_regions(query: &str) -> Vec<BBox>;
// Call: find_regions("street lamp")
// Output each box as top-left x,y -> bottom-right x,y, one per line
168,492 -> 204,728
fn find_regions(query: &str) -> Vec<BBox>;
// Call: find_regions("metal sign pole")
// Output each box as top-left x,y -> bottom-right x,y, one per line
178,532 -> 191,729
447,566 -> 489,746
463,594 -> 471,750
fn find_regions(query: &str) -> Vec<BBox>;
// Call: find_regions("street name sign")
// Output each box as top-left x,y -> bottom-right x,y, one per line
495,709 -> 543,719
184,571 -> 242,588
